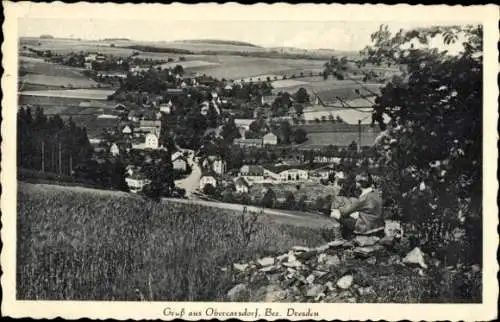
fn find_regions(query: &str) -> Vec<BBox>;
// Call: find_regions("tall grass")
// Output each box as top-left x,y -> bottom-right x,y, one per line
17,183 -> 326,301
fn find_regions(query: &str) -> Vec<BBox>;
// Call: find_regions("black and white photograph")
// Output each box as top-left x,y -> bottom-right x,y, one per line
1,2 -> 498,321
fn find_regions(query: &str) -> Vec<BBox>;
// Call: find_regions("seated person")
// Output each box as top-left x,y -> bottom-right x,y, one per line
330,173 -> 384,239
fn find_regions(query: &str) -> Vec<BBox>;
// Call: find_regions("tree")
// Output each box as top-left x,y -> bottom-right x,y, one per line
293,128 -> 308,144
173,64 -> 184,75
261,188 -> 276,208
284,191 -> 296,210
297,195 -> 307,211
294,87 -> 310,104
362,24 -> 482,263
203,184 -> 217,196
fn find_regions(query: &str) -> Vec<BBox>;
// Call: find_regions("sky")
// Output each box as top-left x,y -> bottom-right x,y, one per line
18,18 -> 470,52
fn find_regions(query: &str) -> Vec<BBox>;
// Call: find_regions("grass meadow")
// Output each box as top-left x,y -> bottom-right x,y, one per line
17,182 -> 326,301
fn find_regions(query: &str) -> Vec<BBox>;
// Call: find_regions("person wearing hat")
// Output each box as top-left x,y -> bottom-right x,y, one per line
330,172 -> 384,239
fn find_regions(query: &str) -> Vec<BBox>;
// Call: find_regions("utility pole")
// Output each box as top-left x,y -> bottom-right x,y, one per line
41,141 -> 45,172
58,142 -> 62,174
69,153 -> 73,176
358,119 -> 362,154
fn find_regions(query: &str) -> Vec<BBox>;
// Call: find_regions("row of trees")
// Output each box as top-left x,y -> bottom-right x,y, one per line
17,106 -> 131,190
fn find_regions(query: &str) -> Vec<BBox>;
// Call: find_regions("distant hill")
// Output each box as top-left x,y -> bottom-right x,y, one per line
173,39 -> 261,48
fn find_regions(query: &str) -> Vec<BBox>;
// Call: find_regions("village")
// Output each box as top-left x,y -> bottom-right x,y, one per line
27,48 -> 385,212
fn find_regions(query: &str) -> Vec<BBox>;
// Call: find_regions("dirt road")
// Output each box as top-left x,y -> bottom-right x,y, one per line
163,197 -> 338,229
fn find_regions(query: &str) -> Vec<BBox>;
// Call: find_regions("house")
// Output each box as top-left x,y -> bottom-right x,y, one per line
239,165 -> 265,182
122,125 -> 133,135
131,133 -> 160,150
234,138 -> 263,148
139,120 -> 162,136
234,177 -> 250,193
173,158 -> 188,172
200,175 -> 217,190
202,155 -> 227,175
125,174 -> 151,193
279,168 -> 309,182
159,100 -> 173,114
109,142 -> 131,157
172,152 -> 188,172
263,132 -> 278,145
145,133 -> 159,149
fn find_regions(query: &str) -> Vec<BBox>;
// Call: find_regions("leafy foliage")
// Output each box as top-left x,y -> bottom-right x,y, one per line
361,24 -> 482,264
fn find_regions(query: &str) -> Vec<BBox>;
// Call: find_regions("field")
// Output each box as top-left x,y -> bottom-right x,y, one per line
299,131 -> 381,148
19,55 -> 103,89
17,182 -> 327,300
20,74 -> 100,89
20,89 -> 116,100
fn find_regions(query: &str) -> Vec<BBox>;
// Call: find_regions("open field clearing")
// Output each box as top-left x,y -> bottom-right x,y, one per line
157,60 -> 220,69
20,56 -> 88,78
302,105 -> 374,124
299,131 -> 380,148
185,55 -> 325,80
20,74 -> 99,88
271,79 -> 310,88
21,38 -> 136,56
20,89 -> 116,100
17,182 -> 327,300
19,94 -> 116,109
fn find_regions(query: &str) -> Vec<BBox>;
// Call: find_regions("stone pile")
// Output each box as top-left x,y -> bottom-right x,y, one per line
225,233 -> 430,303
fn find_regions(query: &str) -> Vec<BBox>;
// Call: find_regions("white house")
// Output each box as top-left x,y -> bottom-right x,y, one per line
239,165 -> 265,182
279,169 -> 309,182
122,125 -> 133,135
263,132 -> 278,145
200,175 -> 217,190
202,155 -> 226,175
234,177 -> 250,193
145,133 -> 159,149
110,143 -> 121,156
172,152 -> 188,172
125,175 -> 151,193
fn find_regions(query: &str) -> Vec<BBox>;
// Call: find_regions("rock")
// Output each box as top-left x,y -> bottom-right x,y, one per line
324,281 -> 335,292
317,253 -> 327,264
312,270 -> 328,278
276,253 -> 289,262
265,289 -> 288,302
379,235 -> 395,247
227,283 -> 248,301
386,254 -> 402,266
220,267 -> 228,272
233,263 -> 249,271
354,235 -> 380,247
257,257 -> 275,267
353,245 -> 384,258
315,244 -> 330,252
306,284 -> 326,297
336,275 -> 354,289
296,250 -> 318,261
385,220 -> 403,238
346,297 -> 357,303
402,247 -> 428,269
328,240 -> 346,248
283,259 -> 302,268
357,286 -> 375,296
292,246 -> 311,252
267,273 -> 282,282
471,264 -> 481,273
324,254 -> 341,266
259,265 -> 279,273
366,256 -> 377,265
306,274 -> 316,284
